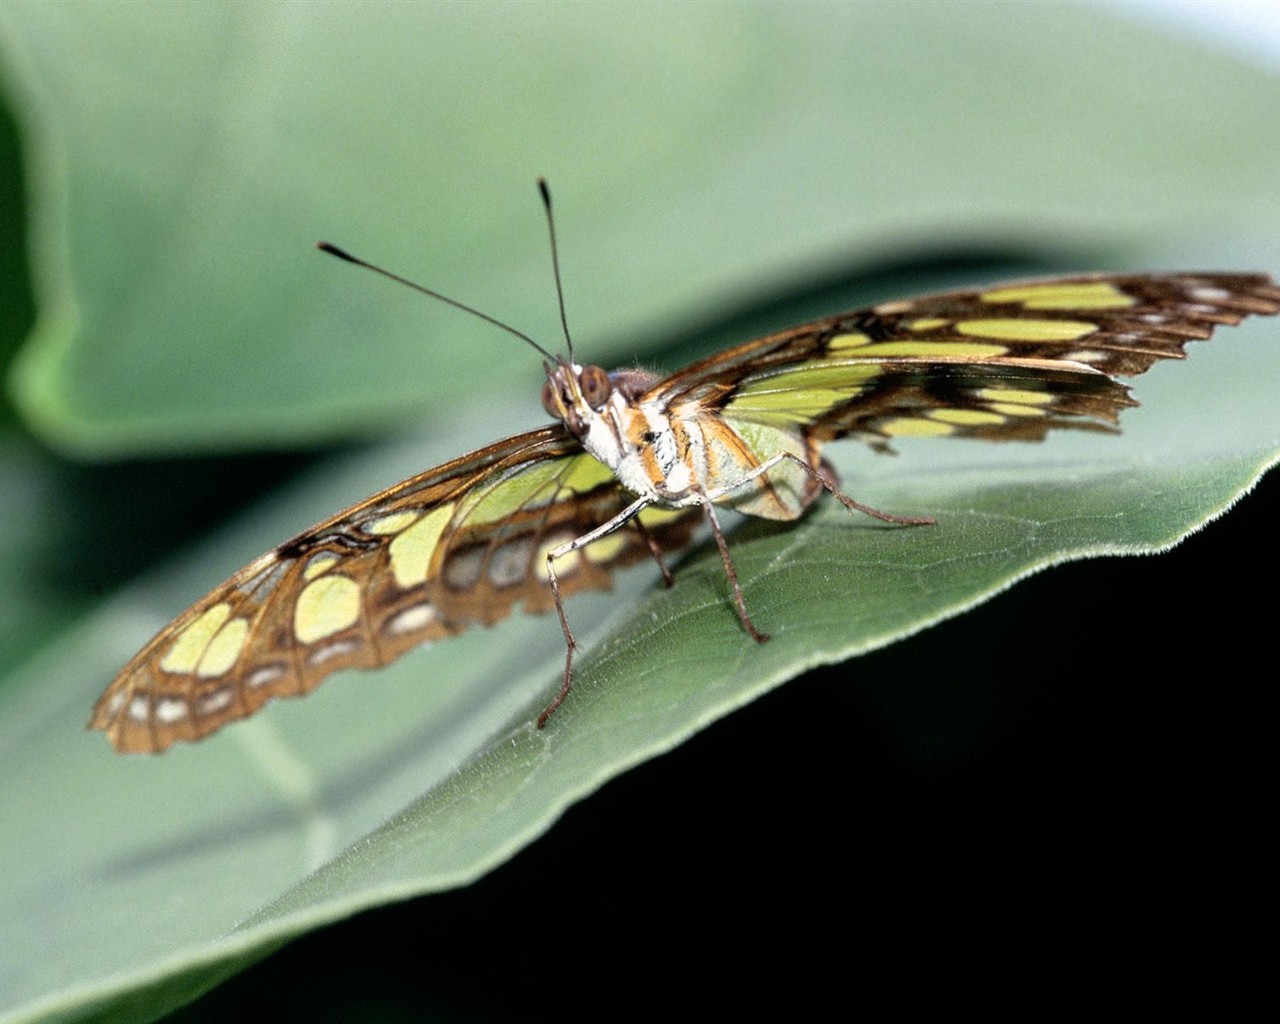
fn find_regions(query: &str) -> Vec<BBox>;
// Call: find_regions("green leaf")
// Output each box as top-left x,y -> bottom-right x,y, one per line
2,299 -> 1278,1021
0,2 -> 1278,1022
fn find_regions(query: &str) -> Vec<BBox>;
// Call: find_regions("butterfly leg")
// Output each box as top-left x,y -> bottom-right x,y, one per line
632,515 -> 675,587
693,450 -> 934,647
705,451 -> 936,527
694,490 -> 770,644
538,495 -> 654,727
811,456 -> 936,526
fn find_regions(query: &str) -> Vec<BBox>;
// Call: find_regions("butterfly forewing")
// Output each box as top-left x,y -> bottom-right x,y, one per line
662,272 -> 1280,446
92,427 -> 697,753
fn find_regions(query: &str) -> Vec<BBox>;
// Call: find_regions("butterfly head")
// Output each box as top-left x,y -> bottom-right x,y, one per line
541,358 -> 614,437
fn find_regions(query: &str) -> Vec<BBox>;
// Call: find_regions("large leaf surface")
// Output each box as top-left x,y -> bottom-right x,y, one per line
0,2 -> 1277,1021
1,301 -> 1278,1022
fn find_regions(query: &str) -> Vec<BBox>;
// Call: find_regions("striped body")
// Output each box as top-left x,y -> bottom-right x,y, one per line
556,363 -> 815,522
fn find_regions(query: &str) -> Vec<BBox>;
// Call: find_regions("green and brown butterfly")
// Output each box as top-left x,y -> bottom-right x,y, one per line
90,198 -> 1280,753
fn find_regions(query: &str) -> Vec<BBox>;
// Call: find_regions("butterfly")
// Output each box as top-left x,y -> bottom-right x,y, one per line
89,196 -> 1280,753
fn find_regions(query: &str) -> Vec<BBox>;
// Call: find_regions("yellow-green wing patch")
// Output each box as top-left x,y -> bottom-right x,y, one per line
710,273 -> 1280,446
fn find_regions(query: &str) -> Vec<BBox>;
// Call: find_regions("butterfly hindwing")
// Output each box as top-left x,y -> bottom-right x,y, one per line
91,426 -> 698,752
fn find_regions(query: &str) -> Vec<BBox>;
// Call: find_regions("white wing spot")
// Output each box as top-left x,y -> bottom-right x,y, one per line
1189,286 -> 1229,301
128,696 -> 150,722
309,638 -> 359,666
199,689 -> 233,715
156,698 -> 189,723
488,539 -> 533,587
247,665 -> 286,688
387,603 -> 437,636
444,547 -> 485,590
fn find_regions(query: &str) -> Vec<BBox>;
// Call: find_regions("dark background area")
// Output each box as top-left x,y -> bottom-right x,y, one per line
170,468 -> 1278,1020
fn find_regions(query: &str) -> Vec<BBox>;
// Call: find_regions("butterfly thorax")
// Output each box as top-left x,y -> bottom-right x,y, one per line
541,359 -> 709,506
540,358 -> 816,518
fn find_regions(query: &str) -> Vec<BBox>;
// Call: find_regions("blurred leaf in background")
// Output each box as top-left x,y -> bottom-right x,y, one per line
0,3 -> 1277,1022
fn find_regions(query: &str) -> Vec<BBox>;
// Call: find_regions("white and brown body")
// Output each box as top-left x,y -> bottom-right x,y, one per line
544,361 -> 821,520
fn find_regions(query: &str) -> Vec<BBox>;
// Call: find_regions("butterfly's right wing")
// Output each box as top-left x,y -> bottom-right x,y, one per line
92,426 -> 699,753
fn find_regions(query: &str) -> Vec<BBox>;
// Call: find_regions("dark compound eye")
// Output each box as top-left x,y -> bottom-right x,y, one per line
579,365 -> 612,409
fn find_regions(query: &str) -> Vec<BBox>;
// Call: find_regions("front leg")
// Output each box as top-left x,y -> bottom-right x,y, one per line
539,495 -> 653,727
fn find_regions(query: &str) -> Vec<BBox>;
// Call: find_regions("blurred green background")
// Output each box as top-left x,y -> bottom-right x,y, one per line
0,3 -> 1277,1021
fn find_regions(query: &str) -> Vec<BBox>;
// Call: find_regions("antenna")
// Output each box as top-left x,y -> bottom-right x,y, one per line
538,178 -> 575,361
316,241 -> 557,362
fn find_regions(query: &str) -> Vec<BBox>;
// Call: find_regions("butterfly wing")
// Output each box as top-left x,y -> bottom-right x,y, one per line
653,273 -> 1280,445
91,426 -> 698,753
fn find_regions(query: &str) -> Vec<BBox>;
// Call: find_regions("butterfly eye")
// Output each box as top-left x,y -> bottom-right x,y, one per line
540,379 -> 558,418
579,365 -> 612,409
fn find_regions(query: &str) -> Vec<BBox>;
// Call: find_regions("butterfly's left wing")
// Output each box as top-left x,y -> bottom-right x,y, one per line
92,426 -> 699,753
654,273 -> 1280,446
